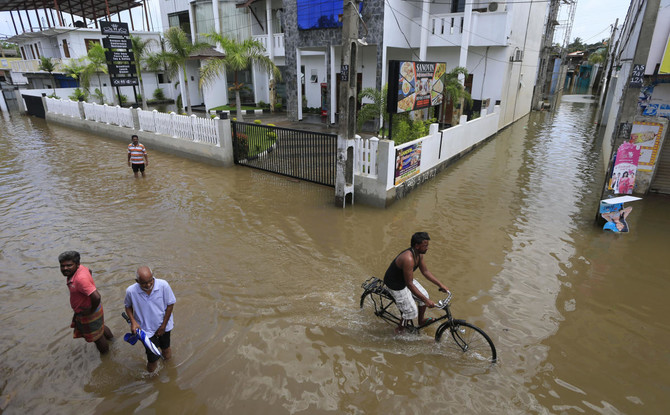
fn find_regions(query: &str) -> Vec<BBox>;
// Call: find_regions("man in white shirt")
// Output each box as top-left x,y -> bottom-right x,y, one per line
124,266 -> 176,372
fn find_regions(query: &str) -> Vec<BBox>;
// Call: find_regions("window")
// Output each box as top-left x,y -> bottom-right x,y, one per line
451,0 -> 466,13
84,39 -> 101,52
168,11 -> 190,37
62,39 -> 70,58
297,0 -> 363,30
218,3 -> 251,42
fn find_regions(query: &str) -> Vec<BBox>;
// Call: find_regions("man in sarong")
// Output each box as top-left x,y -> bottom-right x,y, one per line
59,251 -> 114,354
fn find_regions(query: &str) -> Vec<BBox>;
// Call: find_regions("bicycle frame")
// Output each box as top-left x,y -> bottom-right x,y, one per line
360,277 -> 453,332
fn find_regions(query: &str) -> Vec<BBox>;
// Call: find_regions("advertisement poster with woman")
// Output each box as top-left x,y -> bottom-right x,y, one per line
611,141 -> 640,195
628,121 -> 664,171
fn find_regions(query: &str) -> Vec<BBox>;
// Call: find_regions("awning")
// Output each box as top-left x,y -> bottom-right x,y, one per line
0,0 -> 143,24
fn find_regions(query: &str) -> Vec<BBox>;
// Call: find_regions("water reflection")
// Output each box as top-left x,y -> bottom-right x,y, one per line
1,97 -> 669,414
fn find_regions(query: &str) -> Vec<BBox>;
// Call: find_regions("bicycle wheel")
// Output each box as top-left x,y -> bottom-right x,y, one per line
435,320 -> 497,363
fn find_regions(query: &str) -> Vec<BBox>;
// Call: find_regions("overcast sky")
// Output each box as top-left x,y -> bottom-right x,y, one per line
1,0 -> 633,46
570,0 -> 632,44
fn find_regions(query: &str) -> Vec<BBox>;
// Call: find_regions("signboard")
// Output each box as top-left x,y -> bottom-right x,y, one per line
109,64 -> 137,75
103,37 -> 132,50
629,64 -> 645,87
394,142 -> 422,185
387,60 -> 447,114
111,77 -> 139,87
100,21 -> 129,36
628,121 -> 664,171
611,142 -> 640,194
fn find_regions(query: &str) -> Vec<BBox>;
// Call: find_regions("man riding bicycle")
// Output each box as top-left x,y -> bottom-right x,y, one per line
383,232 -> 449,333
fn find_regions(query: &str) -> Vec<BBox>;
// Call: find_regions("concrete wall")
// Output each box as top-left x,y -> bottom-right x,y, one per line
355,105 -> 501,207
44,104 -> 234,167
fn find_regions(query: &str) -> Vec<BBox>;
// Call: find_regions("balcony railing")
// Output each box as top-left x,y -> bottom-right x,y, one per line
10,58 -> 77,74
413,10 -> 510,48
252,33 -> 285,57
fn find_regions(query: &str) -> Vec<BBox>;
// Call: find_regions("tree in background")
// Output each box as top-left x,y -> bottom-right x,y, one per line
37,56 -> 57,97
357,85 -> 388,138
199,33 -> 281,121
84,43 -> 109,104
148,27 -> 208,115
130,35 -> 157,110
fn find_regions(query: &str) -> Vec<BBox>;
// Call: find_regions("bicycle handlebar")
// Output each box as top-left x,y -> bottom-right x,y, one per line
435,290 -> 452,309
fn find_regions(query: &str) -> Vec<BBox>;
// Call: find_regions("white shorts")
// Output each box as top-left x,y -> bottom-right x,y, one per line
388,280 -> 429,321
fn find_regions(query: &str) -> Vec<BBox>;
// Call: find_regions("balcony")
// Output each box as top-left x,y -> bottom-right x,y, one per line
10,58 -> 78,74
413,10 -> 510,48
252,33 -> 285,57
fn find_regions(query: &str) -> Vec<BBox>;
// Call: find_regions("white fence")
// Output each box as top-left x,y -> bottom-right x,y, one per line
355,136 -> 379,177
44,97 -> 220,146
45,97 -> 80,118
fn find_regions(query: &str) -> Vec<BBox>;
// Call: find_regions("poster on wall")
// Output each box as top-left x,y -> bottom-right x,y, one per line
611,142 -> 641,195
628,121 -> 664,171
387,60 -> 447,114
394,143 -> 422,185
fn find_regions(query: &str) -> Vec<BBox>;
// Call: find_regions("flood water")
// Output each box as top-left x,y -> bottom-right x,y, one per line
1,96 -> 669,414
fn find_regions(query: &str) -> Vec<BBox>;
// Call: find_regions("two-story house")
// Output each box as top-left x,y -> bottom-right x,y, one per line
160,0 -> 548,128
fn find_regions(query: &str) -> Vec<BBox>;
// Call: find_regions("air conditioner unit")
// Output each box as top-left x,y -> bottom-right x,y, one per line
488,2 -> 499,12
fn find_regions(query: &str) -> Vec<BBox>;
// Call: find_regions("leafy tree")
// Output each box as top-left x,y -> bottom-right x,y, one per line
357,85 -> 388,138
130,35 -> 157,110
62,58 -> 90,91
37,56 -> 57,96
199,32 -> 281,121
148,27 -> 209,115
588,48 -> 607,65
84,43 -> 109,104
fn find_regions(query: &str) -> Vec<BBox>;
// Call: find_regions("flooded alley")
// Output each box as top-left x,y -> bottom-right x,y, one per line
1,95 -> 668,414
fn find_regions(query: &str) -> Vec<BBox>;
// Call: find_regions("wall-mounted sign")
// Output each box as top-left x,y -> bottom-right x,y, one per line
100,21 -> 129,36
629,64 -> 645,87
394,142 -> 422,185
102,38 -> 132,50
340,65 -> 349,82
387,60 -> 447,114
106,51 -> 134,63
111,77 -> 139,87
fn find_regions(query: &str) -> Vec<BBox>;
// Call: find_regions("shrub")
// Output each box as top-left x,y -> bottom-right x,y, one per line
234,133 -> 249,159
153,88 -> 166,100
275,102 -> 283,111
254,119 -> 262,124
136,93 -> 143,103
119,94 -> 128,105
266,124 -> 277,140
69,88 -> 87,101
258,100 -> 267,108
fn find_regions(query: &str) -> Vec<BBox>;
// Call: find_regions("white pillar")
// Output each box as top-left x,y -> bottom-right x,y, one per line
189,2 -> 197,43
296,48 -> 302,120
212,0 -> 220,34
459,2 -> 473,83
266,0 -> 274,60
419,0 -> 430,61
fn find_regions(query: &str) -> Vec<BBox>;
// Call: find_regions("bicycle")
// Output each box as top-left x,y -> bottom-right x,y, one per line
360,277 -> 497,363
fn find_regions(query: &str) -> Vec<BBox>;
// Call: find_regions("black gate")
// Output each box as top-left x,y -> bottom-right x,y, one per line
231,121 -> 337,187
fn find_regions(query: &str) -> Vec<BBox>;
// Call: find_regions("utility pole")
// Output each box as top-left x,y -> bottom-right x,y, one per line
335,0 -> 360,207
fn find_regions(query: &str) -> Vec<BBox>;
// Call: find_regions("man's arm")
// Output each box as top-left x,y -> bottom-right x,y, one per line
144,151 -> 148,166
86,290 -> 101,315
128,149 -> 131,166
156,304 -> 174,336
400,252 -> 435,307
418,256 -> 449,292
125,304 -> 141,333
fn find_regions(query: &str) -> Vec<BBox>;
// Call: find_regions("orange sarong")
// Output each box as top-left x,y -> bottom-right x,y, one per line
71,304 -> 105,342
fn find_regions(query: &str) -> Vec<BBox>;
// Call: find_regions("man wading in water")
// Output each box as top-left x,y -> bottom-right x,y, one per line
383,232 -> 449,333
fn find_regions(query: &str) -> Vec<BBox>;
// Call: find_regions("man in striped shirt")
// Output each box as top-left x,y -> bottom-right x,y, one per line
128,135 -> 149,178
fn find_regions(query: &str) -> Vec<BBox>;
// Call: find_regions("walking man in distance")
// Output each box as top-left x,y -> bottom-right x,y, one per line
128,135 -> 148,178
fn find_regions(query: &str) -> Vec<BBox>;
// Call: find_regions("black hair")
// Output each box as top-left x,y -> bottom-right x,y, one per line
58,251 -> 80,264
131,134 -> 138,139
411,232 -> 430,247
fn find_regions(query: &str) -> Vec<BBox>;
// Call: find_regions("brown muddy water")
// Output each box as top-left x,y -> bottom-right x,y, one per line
1,96 -> 669,414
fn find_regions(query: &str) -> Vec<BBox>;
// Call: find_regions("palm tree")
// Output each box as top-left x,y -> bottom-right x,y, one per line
357,85 -> 388,138
199,32 -> 281,121
151,27 -> 209,115
84,43 -> 109,104
130,35 -> 156,110
442,66 -> 472,125
38,56 -> 57,96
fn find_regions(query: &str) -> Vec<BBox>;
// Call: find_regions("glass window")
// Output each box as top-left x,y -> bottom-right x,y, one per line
168,11 -> 191,38
297,0 -> 363,30
219,3 -> 251,42
195,3 -> 214,44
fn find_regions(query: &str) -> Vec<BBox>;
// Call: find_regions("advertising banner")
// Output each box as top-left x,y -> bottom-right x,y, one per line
394,143 -> 422,185
102,38 -> 132,50
387,60 -> 446,114
611,142 -> 641,195
111,77 -> 139,86
628,121 -> 664,171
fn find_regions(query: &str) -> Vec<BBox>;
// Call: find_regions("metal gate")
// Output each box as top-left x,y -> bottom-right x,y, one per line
22,94 -> 45,118
231,121 -> 337,187
650,139 -> 670,194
